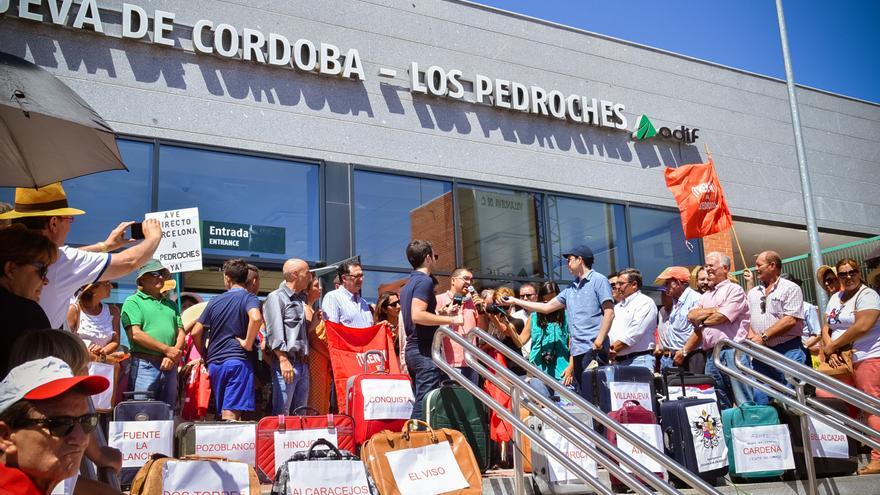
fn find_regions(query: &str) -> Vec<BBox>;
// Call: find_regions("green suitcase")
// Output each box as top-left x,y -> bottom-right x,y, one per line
424,383 -> 491,472
722,402 -> 790,480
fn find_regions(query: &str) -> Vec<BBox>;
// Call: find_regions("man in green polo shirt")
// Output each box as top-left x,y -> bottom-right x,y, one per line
121,259 -> 184,408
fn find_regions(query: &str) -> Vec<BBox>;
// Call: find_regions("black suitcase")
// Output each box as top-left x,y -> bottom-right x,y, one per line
659,371 -> 728,486
112,391 -> 174,489
776,398 -> 859,479
270,438 -> 375,495
580,365 -> 657,414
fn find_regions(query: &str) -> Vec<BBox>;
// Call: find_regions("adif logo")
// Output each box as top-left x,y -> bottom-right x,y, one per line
631,114 -> 699,144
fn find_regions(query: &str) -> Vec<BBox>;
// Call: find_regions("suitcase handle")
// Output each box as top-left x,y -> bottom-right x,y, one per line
661,366 -> 689,400
402,420 -> 438,442
293,406 -> 321,416
306,438 -> 343,459
362,350 -> 387,374
122,391 -> 155,400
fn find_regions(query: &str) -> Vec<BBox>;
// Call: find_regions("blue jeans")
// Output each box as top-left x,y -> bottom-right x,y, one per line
407,350 -> 443,421
751,338 -> 807,406
271,359 -> 310,415
705,347 -> 754,410
616,353 -> 655,371
456,366 -> 480,386
572,338 -> 610,392
129,356 -> 178,408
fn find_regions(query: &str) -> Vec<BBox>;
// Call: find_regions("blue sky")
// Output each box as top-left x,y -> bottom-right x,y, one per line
475,0 -> 880,104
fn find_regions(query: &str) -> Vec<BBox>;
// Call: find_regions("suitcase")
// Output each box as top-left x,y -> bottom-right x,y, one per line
424,382 -> 491,472
113,391 -> 175,489
361,420 -> 482,495
129,454 -> 260,495
580,365 -> 657,418
175,421 -> 257,463
529,403 -> 596,494
722,402 -> 790,480
606,400 -> 665,489
346,350 -> 414,445
270,438 -> 374,495
256,406 -> 356,482
776,398 -> 858,479
659,371 -> 728,486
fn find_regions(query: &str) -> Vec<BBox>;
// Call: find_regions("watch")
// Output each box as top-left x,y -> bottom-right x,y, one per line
760,332 -> 769,344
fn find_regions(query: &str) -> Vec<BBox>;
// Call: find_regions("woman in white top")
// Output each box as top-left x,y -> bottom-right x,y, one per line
67,280 -> 121,361
819,257 -> 880,475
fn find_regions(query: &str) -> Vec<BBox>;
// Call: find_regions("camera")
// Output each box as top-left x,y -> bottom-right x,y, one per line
485,304 -> 507,316
453,294 -> 464,305
541,349 -> 556,365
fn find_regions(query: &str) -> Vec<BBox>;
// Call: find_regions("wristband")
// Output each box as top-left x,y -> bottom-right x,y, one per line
96,241 -> 108,253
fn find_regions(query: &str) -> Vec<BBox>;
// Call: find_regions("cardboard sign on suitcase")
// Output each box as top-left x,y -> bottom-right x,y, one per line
129,455 -> 260,495
606,400 -> 666,488
175,421 -> 257,464
271,438 -> 373,495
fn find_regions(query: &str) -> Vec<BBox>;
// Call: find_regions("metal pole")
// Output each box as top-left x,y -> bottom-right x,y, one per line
510,388 -> 525,495
774,0 -> 828,312
796,384 -> 818,495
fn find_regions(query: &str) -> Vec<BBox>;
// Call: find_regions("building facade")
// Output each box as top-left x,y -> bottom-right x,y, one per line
2,0 -> 878,299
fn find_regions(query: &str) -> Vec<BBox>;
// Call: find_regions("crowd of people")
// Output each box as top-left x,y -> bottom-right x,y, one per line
1,181 -> 879,494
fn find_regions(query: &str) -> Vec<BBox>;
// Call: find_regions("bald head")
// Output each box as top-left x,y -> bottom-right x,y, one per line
282,258 -> 310,292
755,250 -> 782,285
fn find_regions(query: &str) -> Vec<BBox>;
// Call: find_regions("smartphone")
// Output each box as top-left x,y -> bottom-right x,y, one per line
129,222 -> 145,240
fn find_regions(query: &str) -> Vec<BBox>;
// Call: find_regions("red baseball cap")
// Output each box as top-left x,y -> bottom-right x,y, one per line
0,357 -> 109,414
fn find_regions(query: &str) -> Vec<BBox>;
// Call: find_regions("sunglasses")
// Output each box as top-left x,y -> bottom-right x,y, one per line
16,413 -> 99,437
384,300 -> 400,308
519,293 -> 537,298
30,262 -> 50,280
837,269 -> 859,279
760,295 -> 766,314
143,271 -> 166,279
343,273 -> 364,280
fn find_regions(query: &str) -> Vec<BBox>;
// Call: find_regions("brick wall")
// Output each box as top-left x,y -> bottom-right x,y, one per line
703,229 -> 736,270
409,191 -> 456,274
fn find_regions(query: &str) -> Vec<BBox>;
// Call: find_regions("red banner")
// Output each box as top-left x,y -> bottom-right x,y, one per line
325,320 -> 401,412
664,158 -> 733,239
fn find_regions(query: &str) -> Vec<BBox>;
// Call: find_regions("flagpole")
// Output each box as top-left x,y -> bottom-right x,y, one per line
775,0 -> 828,313
705,144 -> 750,272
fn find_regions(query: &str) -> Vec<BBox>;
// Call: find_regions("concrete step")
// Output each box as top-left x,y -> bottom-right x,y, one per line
479,471 -> 880,495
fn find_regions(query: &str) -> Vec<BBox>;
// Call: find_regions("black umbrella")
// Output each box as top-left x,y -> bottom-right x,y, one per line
0,51 -> 126,188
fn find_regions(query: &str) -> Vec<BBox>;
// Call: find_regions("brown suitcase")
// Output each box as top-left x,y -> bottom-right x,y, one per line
130,454 -> 261,495
360,420 -> 482,495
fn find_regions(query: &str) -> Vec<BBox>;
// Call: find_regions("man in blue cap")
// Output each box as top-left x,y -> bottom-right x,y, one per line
504,244 -> 614,389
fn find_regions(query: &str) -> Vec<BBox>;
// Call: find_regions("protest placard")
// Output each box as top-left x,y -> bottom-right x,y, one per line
144,207 -> 202,273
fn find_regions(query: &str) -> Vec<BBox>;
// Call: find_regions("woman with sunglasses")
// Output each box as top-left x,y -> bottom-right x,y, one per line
0,226 -> 58,379
8,329 -> 123,495
817,265 -> 841,297
819,257 -> 880,475
374,291 -> 402,344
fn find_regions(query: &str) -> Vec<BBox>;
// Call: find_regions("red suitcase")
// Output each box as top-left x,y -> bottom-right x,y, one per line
606,400 -> 666,489
346,350 -> 414,445
255,406 -> 355,482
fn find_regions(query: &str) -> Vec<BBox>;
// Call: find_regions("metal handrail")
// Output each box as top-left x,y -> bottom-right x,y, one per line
714,338 -> 880,495
431,326 -> 724,495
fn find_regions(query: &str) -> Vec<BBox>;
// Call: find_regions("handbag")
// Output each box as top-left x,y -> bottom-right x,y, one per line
361,420 -> 482,495
817,347 -> 854,378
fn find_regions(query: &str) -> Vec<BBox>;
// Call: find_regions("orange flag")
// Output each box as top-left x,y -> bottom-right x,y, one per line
664,158 -> 733,239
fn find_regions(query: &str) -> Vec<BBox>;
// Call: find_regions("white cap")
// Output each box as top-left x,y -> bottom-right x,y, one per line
0,357 -> 109,414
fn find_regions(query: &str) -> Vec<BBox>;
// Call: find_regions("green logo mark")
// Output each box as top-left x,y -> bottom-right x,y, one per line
632,114 -> 657,141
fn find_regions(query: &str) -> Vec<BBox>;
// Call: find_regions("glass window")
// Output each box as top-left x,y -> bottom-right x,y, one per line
0,139 -> 153,247
547,196 -> 628,281
457,185 -> 544,278
360,270 -> 413,305
629,206 -> 703,286
353,170 -> 453,270
157,145 -> 319,261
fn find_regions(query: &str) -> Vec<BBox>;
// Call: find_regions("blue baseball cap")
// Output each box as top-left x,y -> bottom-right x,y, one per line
559,244 -> 594,264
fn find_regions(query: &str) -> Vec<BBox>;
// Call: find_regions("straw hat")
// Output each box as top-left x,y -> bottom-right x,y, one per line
0,182 -> 85,219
